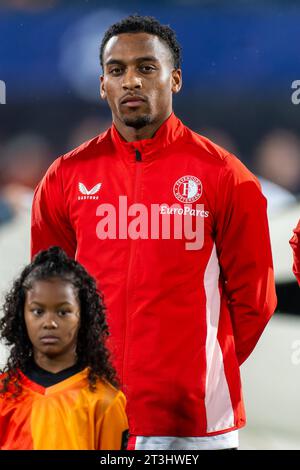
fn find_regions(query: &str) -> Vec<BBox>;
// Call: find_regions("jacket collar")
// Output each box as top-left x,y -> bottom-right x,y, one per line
110,112 -> 185,162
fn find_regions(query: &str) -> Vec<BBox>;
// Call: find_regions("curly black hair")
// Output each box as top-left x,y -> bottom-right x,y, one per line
100,14 -> 182,70
0,246 -> 118,396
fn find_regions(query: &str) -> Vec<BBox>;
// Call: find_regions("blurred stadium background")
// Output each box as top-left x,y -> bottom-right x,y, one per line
0,0 -> 300,450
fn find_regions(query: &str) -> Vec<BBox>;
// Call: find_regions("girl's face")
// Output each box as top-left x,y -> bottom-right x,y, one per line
24,278 -> 81,365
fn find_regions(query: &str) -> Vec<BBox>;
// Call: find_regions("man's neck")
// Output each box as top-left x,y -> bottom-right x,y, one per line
112,112 -> 172,142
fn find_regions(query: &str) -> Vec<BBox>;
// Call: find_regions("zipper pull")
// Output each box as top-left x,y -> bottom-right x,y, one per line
135,149 -> 142,162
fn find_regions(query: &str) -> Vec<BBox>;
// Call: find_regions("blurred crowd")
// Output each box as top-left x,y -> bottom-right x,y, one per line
0,113 -> 110,222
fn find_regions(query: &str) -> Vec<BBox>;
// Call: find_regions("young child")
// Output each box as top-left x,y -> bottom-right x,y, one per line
0,246 -> 129,450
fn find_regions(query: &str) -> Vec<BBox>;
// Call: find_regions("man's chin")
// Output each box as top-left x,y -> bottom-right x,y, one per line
122,114 -> 152,130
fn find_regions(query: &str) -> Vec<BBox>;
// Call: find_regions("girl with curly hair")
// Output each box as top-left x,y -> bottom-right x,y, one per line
0,246 -> 128,450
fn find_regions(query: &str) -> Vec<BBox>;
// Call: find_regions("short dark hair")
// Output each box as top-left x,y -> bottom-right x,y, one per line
0,246 -> 118,396
100,14 -> 182,70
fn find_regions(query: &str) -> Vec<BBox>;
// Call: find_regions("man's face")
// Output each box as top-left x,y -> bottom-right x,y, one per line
100,32 -> 181,129
24,278 -> 80,361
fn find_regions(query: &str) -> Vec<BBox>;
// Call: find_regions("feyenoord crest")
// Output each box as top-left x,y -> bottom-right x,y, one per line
173,175 -> 202,203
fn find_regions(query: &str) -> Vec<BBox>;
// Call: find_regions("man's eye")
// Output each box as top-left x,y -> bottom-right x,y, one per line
110,68 -> 122,75
140,65 -> 155,73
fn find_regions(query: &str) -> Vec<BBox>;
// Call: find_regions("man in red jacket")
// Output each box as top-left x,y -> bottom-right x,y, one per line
290,220 -> 300,285
31,15 -> 277,450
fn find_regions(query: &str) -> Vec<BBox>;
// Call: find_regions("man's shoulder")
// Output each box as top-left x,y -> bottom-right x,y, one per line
183,126 -> 231,164
183,125 -> 257,183
42,128 -> 112,179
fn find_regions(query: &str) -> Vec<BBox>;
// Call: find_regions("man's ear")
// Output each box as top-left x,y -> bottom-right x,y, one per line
100,75 -> 106,100
171,69 -> 182,94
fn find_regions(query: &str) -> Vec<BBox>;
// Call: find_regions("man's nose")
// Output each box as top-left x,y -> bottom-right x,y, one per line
43,313 -> 58,329
122,69 -> 142,90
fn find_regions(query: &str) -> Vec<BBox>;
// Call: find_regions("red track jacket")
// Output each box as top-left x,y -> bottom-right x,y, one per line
31,113 -> 277,437
290,220 -> 300,285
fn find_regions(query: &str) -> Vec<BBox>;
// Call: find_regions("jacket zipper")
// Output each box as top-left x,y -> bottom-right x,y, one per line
135,149 -> 142,162
122,149 -> 142,384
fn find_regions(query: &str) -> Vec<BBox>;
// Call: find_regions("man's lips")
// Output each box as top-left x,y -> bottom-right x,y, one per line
120,95 -> 146,107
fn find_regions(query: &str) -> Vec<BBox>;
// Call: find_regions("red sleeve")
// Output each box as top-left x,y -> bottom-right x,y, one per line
31,157 -> 76,259
215,154 -> 277,365
290,220 -> 300,286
